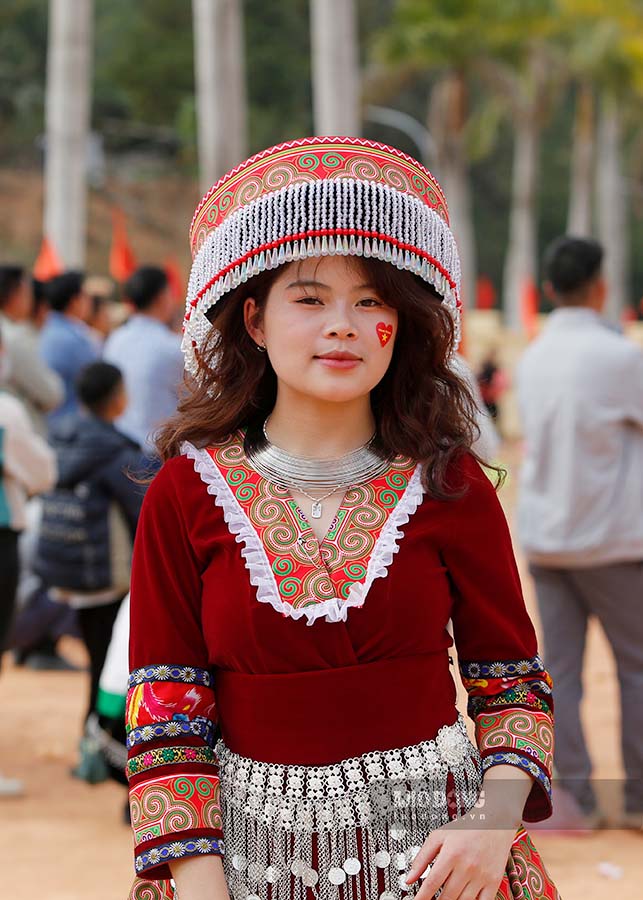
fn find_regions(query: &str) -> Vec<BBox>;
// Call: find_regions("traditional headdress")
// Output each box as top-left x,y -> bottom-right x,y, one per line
183,136 -> 462,376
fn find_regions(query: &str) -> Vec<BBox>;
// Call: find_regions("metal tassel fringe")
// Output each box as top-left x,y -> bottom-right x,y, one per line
217,716 -> 481,900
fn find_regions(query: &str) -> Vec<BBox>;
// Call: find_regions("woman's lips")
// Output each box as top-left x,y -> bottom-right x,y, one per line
314,357 -> 362,369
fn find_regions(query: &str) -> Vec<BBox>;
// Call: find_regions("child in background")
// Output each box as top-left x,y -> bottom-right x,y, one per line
35,362 -> 146,781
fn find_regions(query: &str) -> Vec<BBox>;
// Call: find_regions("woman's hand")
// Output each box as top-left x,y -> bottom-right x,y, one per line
402,813 -> 516,900
404,765 -> 532,899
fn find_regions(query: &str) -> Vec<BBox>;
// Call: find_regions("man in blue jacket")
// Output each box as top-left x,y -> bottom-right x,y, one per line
41,271 -> 98,426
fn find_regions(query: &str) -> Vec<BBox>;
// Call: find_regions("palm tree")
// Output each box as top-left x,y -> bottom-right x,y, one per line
557,0 -> 643,320
374,0 -> 491,311
470,0 -> 563,331
192,0 -> 248,190
310,0 -> 360,136
44,0 -> 93,267
481,38 -> 559,330
567,80 -> 595,235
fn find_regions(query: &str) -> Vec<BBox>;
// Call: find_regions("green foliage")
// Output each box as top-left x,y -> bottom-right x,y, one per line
244,0 -> 313,150
94,0 -> 194,129
0,0 -> 47,153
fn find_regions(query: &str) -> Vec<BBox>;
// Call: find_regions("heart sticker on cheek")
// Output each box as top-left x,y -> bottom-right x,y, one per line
376,322 -> 393,347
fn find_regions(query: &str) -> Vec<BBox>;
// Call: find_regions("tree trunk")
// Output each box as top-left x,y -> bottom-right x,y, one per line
596,95 -> 629,323
428,72 -> 476,310
44,0 -> 93,268
192,0 -> 248,190
567,82 -> 594,236
310,0 -> 360,136
502,115 -> 540,331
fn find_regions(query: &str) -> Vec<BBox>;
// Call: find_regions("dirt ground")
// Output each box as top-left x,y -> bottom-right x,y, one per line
1,443 -> 641,899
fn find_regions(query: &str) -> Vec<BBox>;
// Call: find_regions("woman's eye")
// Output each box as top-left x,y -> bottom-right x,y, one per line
357,298 -> 383,307
295,296 -> 322,305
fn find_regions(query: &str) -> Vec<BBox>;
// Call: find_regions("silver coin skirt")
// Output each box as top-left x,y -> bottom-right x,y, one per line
216,715 -> 482,900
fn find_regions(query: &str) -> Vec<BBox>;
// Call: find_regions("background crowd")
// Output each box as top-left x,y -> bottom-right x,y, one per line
0,262 -> 182,803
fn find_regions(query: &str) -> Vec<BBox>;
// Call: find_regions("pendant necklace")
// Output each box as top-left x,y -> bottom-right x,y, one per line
292,483 -> 345,520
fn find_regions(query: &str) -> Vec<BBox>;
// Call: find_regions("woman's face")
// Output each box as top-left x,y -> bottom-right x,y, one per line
244,256 -> 398,405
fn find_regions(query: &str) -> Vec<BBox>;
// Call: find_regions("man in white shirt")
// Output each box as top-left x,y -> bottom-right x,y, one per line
103,266 -> 183,456
516,236 -> 643,828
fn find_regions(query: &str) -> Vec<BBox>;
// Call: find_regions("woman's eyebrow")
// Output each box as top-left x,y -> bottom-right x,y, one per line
286,279 -> 329,290
286,279 -> 377,291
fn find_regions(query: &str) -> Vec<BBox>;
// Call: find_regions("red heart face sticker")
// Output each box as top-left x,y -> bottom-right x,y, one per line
376,322 -> 393,347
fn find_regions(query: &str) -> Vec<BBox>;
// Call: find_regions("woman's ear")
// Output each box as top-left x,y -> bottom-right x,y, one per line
243,297 -> 265,347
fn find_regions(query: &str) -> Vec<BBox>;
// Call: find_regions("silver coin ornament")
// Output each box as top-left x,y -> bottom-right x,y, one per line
290,859 -> 308,877
374,850 -> 391,868
328,866 -> 347,885
264,865 -> 280,884
302,867 -> 319,887
343,857 -> 361,875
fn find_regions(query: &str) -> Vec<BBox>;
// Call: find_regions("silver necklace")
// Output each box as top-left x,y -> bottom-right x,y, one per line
246,419 -> 390,520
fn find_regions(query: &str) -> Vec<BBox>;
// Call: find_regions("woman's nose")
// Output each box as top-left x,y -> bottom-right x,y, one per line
324,307 -> 357,339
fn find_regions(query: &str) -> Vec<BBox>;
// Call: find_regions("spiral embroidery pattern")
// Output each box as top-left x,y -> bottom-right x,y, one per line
207,433 -> 417,611
477,709 -> 554,773
190,138 -> 449,251
130,774 -> 223,845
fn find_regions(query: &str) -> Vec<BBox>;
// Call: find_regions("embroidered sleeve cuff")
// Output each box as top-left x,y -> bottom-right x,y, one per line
476,707 -> 554,822
481,751 -> 552,821
134,834 -> 225,880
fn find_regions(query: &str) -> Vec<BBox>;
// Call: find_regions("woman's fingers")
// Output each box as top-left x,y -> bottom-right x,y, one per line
476,888 -> 498,900
404,832 -> 444,886
428,868 -> 473,900
414,851 -> 452,900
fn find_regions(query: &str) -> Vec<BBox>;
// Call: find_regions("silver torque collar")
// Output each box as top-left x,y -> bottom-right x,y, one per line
245,419 -> 391,493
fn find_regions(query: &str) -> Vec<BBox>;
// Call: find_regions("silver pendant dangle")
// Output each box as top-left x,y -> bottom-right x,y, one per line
311,501 -> 323,519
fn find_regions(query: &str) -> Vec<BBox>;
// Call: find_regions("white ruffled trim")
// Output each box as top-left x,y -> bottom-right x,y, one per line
183,442 -> 425,626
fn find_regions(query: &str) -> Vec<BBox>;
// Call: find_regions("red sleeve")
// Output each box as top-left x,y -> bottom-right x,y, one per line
439,454 -> 554,822
126,455 -> 223,882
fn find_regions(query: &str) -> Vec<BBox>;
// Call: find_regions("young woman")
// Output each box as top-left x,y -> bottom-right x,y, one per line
125,137 -> 558,900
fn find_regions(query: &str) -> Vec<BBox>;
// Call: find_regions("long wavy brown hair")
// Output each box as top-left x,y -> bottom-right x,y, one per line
156,256 -> 502,499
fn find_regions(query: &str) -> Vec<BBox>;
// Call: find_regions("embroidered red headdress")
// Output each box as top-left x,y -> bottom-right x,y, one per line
182,136 -> 462,375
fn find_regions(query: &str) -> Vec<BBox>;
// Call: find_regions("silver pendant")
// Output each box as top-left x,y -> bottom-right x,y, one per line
311,501 -> 323,519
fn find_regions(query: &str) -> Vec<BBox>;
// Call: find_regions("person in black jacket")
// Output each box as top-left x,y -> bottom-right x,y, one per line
36,362 -> 146,742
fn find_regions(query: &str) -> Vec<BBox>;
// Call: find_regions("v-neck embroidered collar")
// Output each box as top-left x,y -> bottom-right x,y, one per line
183,433 -> 425,625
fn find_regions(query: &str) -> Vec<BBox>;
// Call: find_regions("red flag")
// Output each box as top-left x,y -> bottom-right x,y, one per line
109,208 -> 138,282
521,278 -> 539,339
33,237 -> 64,280
476,275 -> 496,310
164,256 -> 185,305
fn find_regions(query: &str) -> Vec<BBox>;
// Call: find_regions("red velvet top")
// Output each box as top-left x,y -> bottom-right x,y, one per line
126,438 -> 554,883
